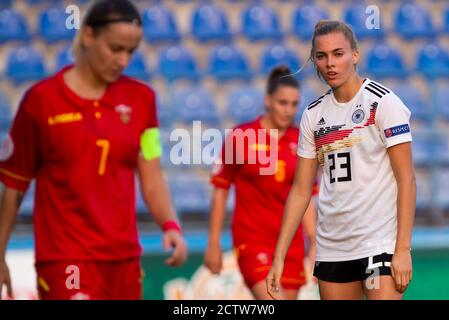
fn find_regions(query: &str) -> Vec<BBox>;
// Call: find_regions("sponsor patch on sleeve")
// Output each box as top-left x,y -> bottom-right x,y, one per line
384,124 -> 410,138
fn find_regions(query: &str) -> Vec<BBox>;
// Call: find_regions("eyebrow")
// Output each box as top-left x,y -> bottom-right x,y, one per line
315,48 -> 345,55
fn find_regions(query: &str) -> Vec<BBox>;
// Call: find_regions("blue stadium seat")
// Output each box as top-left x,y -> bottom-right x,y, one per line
436,83 -> 449,120
142,5 -> 180,43
55,46 -> 74,71
158,45 -> 199,82
365,43 -> 407,78
412,132 -> 434,167
171,87 -> 219,126
168,173 -> 210,215
390,83 -> 429,122
39,7 -> 76,43
0,9 -> 30,43
436,169 -> 449,209
394,2 -> 435,39
227,87 -> 264,123
123,50 -> 150,81
343,3 -> 384,40
0,92 -> 12,130
416,43 -> 449,78
292,4 -> 329,41
191,4 -> 231,42
435,134 -> 449,166
260,45 -> 300,75
6,46 -> 47,83
241,4 -> 282,41
208,45 -> 251,81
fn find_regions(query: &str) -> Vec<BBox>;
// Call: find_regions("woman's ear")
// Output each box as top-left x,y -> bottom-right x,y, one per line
81,26 -> 95,50
353,48 -> 360,66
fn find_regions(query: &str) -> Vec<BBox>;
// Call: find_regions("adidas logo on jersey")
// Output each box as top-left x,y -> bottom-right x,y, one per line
317,117 -> 326,125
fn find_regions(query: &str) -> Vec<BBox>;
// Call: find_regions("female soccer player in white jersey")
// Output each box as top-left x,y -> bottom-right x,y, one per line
266,20 -> 416,300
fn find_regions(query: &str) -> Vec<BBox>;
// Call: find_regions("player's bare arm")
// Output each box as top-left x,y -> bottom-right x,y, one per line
204,188 -> 229,274
388,142 -> 416,293
0,187 -> 24,299
137,155 -> 188,267
267,157 -> 318,299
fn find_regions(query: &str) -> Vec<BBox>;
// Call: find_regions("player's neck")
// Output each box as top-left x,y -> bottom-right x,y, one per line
332,73 -> 364,103
65,61 -> 107,100
260,115 -> 286,139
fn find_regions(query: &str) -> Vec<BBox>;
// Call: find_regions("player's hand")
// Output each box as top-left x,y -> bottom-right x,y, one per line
163,230 -> 188,267
0,259 -> 13,300
203,242 -> 222,275
391,249 -> 412,294
266,259 -> 284,300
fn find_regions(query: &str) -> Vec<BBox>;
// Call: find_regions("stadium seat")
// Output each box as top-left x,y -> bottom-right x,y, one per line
365,43 -> 408,78
436,169 -> 449,209
260,44 -> 300,76
38,7 -> 76,43
435,134 -> 449,166
390,83 -> 429,122
412,132 -> 434,167
142,5 -> 180,43
158,45 -> 199,82
0,92 -> 12,130
416,43 -> 449,78
208,45 -> 251,81
241,4 -> 282,42
292,4 -> 329,41
227,87 -> 264,123
436,83 -> 449,120
5,46 -> 47,83
171,87 -> 219,126
394,2 -> 435,39
123,50 -> 150,81
343,3 -> 384,40
0,9 -> 30,43
168,172 -> 211,216
55,46 -> 74,71
191,4 -> 231,42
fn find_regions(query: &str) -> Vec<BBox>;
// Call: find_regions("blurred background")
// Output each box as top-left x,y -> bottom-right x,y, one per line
1,0 -> 449,299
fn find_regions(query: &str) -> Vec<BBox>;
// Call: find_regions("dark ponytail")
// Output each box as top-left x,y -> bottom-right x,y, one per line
266,65 -> 300,95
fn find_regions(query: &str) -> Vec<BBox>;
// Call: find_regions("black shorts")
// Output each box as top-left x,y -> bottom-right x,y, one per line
313,252 -> 393,283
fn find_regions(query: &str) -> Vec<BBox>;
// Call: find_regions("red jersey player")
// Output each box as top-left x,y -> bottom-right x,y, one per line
0,0 -> 187,300
204,66 -> 317,300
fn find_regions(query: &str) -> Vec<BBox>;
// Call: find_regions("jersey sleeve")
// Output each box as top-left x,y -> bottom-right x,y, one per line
210,130 -> 240,190
0,91 -> 40,192
140,88 -> 161,161
375,92 -> 413,148
297,110 -> 317,159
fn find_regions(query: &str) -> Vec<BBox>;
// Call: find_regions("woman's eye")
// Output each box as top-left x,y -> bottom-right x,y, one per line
335,52 -> 343,57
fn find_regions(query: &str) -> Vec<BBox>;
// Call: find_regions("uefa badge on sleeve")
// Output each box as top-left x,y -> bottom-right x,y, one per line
115,104 -> 132,124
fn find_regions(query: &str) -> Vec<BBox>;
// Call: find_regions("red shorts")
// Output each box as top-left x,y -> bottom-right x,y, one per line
35,257 -> 143,300
235,243 -> 306,291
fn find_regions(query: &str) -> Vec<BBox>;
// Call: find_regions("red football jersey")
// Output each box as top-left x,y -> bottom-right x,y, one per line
0,65 -> 158,262
211,117 -> 315,250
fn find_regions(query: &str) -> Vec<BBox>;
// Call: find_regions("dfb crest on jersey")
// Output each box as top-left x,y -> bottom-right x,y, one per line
352,109 -> 365,124
115,104 -> 132,124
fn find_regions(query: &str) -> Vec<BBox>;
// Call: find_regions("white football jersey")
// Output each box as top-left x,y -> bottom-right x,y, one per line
298,79 -> 413,261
